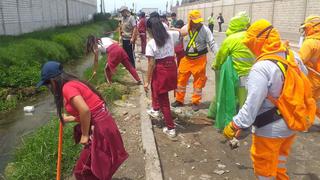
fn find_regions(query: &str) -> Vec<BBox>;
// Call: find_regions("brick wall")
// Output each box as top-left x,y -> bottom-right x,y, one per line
177,0 -> 320,42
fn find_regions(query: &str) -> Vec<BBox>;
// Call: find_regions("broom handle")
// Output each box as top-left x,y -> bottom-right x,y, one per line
56,122 -> 63,180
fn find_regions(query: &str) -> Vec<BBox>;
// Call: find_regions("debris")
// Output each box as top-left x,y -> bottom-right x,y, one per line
186,144 -> 191,148
124,116 -> 130,121
203,149 -> 208,153
200,159 -> 208,163
213,169 -> 225,175
229,138 -> 240,149
218,164 -> 226,169
235,163 -> 241,166
191,166 -> 195,170
190,117 -> 213,125
194,141 -> 201,146
23,106 -> 35,113
244,141 -> 248,146
174,153 -> 178,157
215,158 -> 221,162
200,174 -> 212,180
174,108 -> 182,114
123,111 -> 128,116
225,170 -> 230,173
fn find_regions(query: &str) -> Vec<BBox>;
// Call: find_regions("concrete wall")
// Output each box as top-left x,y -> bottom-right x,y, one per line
177,0 -> 320,42
0,0 -> 97,35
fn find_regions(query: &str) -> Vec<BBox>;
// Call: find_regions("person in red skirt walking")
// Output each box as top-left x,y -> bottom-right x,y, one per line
86,35 -> 141,84
37,61 -> 128,179
144,13 -> 180,137
138,12 -> 147,55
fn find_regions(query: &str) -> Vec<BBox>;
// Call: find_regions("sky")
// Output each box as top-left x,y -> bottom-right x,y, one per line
98,0 -> 180,13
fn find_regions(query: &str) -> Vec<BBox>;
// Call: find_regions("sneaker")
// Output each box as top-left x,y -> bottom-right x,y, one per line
147,109 -> 160,118
192,103 -> 200,111
171,101 -> 184,107
162,127 -> 176,138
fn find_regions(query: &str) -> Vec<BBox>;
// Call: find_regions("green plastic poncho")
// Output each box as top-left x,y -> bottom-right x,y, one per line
208,12 -> 255,129
211,56 -> 239,129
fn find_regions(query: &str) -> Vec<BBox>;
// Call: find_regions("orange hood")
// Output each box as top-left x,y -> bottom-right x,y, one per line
302,15 -> 320,40
243,19 -> 286,60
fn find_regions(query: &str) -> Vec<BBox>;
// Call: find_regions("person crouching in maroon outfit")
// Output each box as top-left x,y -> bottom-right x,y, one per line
86,35 -> 141,84
37,61 -> 128,180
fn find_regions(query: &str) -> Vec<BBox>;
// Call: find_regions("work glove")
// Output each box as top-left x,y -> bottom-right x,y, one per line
223,121 -> 241,139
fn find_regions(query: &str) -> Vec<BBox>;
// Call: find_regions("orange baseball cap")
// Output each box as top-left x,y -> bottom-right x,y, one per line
188,10 -> 204,23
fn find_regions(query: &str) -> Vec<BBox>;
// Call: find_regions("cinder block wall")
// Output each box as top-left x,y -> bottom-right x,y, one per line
177,0 -> 320,42
0,0 -> 97,35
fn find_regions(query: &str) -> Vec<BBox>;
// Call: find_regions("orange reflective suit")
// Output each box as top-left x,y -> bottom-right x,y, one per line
299,16 -> 320,117
176,55 -> 207,104
241,19 -> 300,179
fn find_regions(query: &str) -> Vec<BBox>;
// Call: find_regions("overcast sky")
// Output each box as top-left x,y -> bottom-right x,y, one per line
98,0 -> 180,13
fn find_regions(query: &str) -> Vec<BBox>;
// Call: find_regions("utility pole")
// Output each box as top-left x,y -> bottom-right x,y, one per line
65,0 -> 69,25
100,0 -> 103,13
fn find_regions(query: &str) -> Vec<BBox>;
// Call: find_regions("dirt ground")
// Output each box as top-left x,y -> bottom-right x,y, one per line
110,75 -> 145,180
136,34 -> 320,180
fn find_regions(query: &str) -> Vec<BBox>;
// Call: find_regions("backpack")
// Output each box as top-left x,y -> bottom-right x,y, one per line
258,50 -> 316,131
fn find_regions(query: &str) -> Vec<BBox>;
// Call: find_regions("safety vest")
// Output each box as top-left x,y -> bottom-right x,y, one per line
185,25 -> 208,58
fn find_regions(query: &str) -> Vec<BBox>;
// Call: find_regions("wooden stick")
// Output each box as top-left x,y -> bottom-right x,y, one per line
56,122 -> 63,180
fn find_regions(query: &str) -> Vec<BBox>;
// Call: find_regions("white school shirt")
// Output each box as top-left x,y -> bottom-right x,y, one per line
145,31 -> 180,60
97,37 -> 114,53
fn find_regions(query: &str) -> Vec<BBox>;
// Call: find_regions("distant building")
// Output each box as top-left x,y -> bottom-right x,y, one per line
0,0 -> 97,35
140,8 -> 159,15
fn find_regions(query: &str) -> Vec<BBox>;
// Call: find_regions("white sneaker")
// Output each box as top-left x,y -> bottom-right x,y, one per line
147,109 -> 160,118
162,127 -> 176,138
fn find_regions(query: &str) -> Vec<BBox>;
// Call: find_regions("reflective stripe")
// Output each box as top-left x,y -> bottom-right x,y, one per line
257,175 -> 275,180
234,57 -> 255,62
316,100 -> 320,108
278,155 -> 287,162
276,61 -> 287,77
194,88 -> 202,95
177,86 -> 186,90
176,89 -> 186,92
278,162 -> 286,169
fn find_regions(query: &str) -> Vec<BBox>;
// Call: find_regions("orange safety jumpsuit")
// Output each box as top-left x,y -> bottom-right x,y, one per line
240,19 -> 303,180
176,24 -> 217,105
299,16 -> 320,117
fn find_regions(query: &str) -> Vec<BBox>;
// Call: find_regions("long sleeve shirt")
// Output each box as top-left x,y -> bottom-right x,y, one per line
233,52 -> 306,138
181,24 -> 219,54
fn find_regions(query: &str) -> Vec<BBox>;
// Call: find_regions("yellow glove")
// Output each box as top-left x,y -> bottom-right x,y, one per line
223,121 -> 241,139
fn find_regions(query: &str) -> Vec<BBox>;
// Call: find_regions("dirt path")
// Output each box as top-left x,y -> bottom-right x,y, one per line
137,34 -> 320,180
110,75 -> 145,180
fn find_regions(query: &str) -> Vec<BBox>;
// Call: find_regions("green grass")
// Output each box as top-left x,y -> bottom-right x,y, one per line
5,119 -> 82,180
0,19 -> 118,112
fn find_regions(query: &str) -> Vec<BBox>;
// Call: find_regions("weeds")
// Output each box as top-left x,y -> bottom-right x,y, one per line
5,119 -> 82,180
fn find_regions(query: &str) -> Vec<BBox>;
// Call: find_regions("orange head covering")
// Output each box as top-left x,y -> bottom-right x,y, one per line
243,19 -> 286,60
301,15 -> 320,39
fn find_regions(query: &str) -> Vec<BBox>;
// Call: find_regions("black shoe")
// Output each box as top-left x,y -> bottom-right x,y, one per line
171,101 -> 184,107
192,103 -> 200,111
